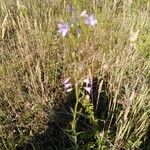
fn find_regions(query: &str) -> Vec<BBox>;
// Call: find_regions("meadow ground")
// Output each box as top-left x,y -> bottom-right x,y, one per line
0,0 -> 150,149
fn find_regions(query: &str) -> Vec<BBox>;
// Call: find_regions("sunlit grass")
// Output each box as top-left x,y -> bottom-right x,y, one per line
0,0 -> 150,149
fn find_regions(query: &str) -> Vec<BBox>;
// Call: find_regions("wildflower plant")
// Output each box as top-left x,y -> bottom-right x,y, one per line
57,6 -> 97,37
1,0 -> 150,150
63,72 -> 100,149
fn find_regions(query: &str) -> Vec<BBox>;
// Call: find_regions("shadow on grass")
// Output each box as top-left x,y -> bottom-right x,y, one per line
16,77 -> 117,150
140,124 -> 150,150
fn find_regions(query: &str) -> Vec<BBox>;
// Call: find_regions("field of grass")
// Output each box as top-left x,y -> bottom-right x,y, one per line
0,0 -> 150,149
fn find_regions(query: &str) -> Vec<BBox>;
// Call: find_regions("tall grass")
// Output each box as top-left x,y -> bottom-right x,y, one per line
0,0 -> 150,149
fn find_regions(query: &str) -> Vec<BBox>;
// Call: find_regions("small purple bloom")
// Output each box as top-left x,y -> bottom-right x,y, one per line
58,23 -> 69,37
63,78 -> 70,85
81,10 -> 97,27
83,78 -> 90,85
65,83 -> 72,89
84,87 -> 92,95
83,77 -> 93,95
84,15 -> 97,27
83,77 -> 92,87
63,78 -> 73,92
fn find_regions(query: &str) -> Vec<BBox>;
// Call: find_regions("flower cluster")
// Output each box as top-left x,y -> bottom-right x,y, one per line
63,76 -> 93,100
58,7 -> 97,37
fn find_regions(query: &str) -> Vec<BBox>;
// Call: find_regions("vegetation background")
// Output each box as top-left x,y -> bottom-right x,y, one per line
0,0 -> 150,149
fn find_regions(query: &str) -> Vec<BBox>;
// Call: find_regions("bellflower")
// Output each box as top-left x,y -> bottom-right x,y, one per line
84,87 -> 92,95
58,23 -> 69,37
81,10 -> 97,27
83,77 -> 93,95
63,78 -> 73,92
84,15 -> 97,27
83,77 -> 92,87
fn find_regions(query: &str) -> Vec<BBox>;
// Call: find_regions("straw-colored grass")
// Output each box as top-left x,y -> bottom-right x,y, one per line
0,0 -> 150,149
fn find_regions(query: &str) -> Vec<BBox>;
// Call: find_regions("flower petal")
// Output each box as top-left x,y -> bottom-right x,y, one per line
84,15 -> 97,27
64,83 -> 72,89
84,87 -> 91,94
63,77 -> 70,84
58,23 -> 69,37
83,78 -> 90,85
80,10 -> 88,17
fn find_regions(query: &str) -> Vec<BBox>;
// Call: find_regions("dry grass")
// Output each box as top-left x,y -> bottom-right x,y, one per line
0,0 -> 150,149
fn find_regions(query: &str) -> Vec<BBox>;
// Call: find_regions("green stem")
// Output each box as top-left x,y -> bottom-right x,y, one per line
71,83 -> 79,149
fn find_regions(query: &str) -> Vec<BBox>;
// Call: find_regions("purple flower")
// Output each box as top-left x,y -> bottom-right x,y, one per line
83,77 -> 92,87
81,10 -> 97,27
63,78 -> 70,85
63,78 -> 73,92
84,87 -> 92,95
84,15 -> 97,27
58,23 -> 69,37
83,77 -> 93,95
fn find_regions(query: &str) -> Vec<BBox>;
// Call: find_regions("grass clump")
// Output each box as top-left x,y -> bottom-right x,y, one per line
0,0 -> 150,149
